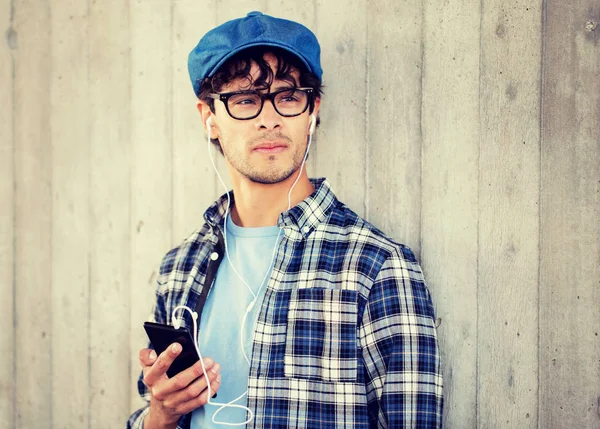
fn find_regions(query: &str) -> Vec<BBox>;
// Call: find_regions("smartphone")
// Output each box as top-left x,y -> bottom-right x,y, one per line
143,321 -> 200,378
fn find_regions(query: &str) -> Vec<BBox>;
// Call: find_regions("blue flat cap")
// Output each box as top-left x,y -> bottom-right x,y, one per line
188,11 -> 322,96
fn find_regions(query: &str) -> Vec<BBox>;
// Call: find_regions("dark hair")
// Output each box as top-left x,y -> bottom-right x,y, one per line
198,46 -> 323,153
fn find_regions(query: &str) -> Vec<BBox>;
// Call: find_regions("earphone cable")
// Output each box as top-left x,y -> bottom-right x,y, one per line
172,115 -> 315,426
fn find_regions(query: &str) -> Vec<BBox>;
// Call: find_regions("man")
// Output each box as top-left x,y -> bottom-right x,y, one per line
128,11 -> 443,429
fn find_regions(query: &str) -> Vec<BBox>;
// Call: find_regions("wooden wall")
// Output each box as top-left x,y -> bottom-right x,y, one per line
1,0 -> 598,428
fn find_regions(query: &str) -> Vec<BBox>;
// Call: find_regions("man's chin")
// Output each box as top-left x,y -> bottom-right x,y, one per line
246,168 -> 297,185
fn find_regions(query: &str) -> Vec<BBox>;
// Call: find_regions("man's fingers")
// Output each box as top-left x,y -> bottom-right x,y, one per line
138,348 -> 157,367
143,343 -> 182,386
158,358 -> 217,396
164,360 -> 220,404
168,372 -> 222,415
197,372 -> 222,404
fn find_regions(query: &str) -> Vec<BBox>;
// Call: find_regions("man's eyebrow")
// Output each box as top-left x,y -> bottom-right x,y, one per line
229,80 -> 297,93
270,83 -> 297,91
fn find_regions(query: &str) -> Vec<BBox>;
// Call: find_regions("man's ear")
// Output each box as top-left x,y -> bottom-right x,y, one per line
309,97 -> 321,134
312,97 -> 321,118
197,101 -> 216,137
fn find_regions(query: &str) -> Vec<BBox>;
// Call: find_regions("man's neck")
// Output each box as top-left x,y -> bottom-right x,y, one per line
229,173 -> 315,228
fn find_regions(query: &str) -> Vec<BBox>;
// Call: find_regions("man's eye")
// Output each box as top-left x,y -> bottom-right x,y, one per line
234,98 -> 258,105
277,91 -> 301,103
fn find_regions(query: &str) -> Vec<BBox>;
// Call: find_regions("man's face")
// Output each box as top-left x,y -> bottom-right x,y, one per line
206,53 -> 320,185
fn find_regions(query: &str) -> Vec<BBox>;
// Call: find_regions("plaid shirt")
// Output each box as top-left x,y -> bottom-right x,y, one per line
127,178 -> 443,428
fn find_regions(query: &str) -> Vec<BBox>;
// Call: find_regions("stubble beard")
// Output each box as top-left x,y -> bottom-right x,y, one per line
223,134 -> 307,185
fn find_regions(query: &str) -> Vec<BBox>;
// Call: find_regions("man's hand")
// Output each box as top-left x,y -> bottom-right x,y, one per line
139,344 -> 222,429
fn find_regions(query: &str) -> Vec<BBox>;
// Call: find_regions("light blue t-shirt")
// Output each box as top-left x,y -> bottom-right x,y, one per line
191,215 -> 280,428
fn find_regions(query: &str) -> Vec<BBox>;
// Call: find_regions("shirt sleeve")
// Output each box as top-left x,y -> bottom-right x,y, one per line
359,245 -> 443,428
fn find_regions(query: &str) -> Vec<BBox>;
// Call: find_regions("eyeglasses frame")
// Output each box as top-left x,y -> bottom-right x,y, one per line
207,87 -> 315,120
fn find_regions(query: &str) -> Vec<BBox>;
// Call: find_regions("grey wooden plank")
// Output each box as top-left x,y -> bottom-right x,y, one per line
88,0 -> 131,427
421,0 -> 480,426
172,0 -> 218,243
266,0 -> 312,20
128,0 -> 174,413
50,0 -> 90,426
478,1 -> 542,427
13,0 -> 52,427
0,0 -> 15,427
540,1 -> 600,427
367,0 -> 422,253
217,0 -> 268,23
314,0 -> 367,217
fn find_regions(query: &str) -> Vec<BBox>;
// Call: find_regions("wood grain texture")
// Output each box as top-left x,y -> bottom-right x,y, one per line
4,1 -> 600,427
88,0 -> 131,427
266,0 -> 314,24
129,0 -> 173,413
540,1 -> 600,427
314,0 -> 367,217
421,0 -> 480,427
172,0 -> 218,244
0,0 -> 15,427
50,0 -> 90,426
478,0 -> 542,427
217,0 -> 267,23
366,0 -> 422,252
13,0 -> 52,427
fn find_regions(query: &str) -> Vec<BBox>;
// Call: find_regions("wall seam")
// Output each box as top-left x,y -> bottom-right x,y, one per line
312,0 -> 318,176
477,0 -> 484,426
10,0 -> 16,426
128,0 -> 134,409
86,0 -> 92,427
364,1 -> 370,219
126,0 -> 133,419
48,0 -> 53,424
418,0 -> 424,258
537,0 -> 548,427
169,1 -> 174,250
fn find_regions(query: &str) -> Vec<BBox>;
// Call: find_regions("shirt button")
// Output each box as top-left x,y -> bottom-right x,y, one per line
302,226 -> 310,234
210,252 -> 219,261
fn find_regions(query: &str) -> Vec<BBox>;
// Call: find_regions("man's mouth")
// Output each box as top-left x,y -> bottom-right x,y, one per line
253,141 -> 288,154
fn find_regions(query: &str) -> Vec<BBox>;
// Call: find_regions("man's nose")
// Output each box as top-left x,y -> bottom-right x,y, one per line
255,99 -> 281,131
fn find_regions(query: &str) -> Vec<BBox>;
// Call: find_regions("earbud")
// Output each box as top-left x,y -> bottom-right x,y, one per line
309,114 -> 316,135
206,117 -> 213,130
173,317 -> 181,330
172,310 -> 197,329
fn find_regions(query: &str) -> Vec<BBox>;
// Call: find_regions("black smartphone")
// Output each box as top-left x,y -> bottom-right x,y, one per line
143,321 -> 200,378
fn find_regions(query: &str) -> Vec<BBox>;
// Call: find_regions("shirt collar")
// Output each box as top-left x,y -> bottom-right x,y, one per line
203,178 -> 337,238
203,191 -> 233,228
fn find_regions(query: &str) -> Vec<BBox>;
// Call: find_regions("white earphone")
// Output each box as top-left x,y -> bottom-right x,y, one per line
309,114 -> 316,135
173,109 -> 316,426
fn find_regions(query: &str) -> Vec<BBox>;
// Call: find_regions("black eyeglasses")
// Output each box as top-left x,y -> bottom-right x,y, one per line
208,87 -> 314,120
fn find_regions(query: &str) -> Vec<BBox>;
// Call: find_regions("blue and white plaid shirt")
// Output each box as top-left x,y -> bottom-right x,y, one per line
128,178 -> 443,428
